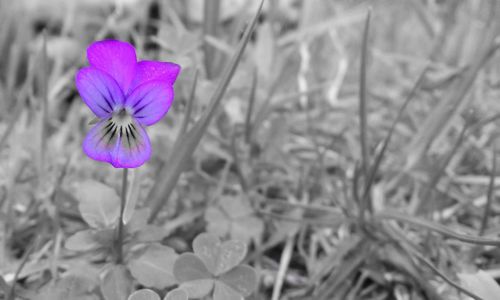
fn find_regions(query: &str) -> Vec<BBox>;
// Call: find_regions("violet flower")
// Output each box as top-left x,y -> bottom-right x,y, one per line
75,40 -> 180,168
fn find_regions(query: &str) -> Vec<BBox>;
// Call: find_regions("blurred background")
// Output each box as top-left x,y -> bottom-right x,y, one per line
2,0 -> 500,299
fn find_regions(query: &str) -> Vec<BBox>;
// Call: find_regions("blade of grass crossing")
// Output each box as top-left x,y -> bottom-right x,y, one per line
40,30 -> 49,174
480,146 -> 496,236
244,67 -> 258,144
362,65 -> 429,205
358,9 -> 371,214
378,211 -> 500,246
203,0 -> 220,79
147,0 -> 264,222
180,69 -> 198,136
359,9 -> 370,181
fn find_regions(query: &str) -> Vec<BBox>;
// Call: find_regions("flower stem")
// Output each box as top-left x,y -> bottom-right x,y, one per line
116,168 -> 128,264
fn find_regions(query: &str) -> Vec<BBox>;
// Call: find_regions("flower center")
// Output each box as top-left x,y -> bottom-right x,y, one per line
113,108 -> 132,125
98,108 -> 142,150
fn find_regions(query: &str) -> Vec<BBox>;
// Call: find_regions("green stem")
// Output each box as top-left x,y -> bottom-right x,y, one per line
116,168 -> 128,264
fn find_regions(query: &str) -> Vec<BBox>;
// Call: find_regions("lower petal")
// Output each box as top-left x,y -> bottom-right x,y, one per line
83,119 -> 151,168
110,121 -> 151,168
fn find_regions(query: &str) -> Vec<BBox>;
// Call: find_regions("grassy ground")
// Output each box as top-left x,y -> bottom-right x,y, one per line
1,0 -> 500,299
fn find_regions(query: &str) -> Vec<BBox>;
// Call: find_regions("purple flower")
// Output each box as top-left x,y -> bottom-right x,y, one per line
75,40 -> 180,168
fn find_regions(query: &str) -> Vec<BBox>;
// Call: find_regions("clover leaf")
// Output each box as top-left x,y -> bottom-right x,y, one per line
127,288 -> 188,300
205,196 -> 264,245
173,233 -> 258,300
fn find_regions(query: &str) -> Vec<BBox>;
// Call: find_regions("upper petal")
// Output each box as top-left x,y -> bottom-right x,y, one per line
75,67 -> 125,118
87,40 -> 137,93
129,60 -> 181,92
125,80 -> 174,126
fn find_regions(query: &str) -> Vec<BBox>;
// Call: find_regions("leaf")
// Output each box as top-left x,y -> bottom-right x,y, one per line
128,244 -> 178,289
214,240 -> 247,275
179,279 -> 214,298
164,288 -> 188,300
191,233 -> 248,276
230,216 -> 264,245
135,225 -> 170,243
192,233 -> 221,274
127,208 -> 150,233
65,230 -> 101,251
39,275 -> 98,300
74,180 -> 120,229
128,289 -> 160,300
218,265 -> 258,297
458,270 -> 500,300
205,206 -> 230,237
100,265 -> 133,300
173,253 -> 211,282
213,281 -> 242,300
219,197 -> 253,219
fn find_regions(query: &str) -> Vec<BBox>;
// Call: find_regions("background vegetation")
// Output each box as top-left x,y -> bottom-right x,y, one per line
1,0 -> 500,299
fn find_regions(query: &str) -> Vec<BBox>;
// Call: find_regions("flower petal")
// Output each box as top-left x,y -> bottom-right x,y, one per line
87,40 -> 137,93
125,80 -> 174,126
110,121 -> 151,168
75,67 -> 125,118
129,60 -> 181,92
83,119 -> 151,168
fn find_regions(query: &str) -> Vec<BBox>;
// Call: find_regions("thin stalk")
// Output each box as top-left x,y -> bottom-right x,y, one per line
359,9 -> 371,181
244,67 -> 258,144
40,30 -> 49,174
116,168 -> 129,264
358,9 -> 371,215
180,70 -> 198,136
480,146 -> 496,235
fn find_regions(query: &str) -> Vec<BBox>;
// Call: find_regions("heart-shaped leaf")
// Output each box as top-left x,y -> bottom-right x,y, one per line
193,233 -> 221,274
65,230 -> 101,251
128,289 -> 160,300
218,265 -> 258,297
100,265 -> 133,300
173,253 -> 211,282
214,240 -> 247,275
164,288 -> 188,300
192,233 -> 248,276
75,180 -> 120,229
128,244 -> 178,289
213,281 -> 242,300
179,279 -> 214,298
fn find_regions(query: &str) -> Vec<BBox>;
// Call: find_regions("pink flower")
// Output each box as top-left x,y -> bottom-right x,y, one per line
75,40 -> 180,168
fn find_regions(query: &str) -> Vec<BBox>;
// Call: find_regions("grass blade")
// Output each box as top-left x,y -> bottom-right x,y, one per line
180,69 -> 198,136
358,9 -> 370,182
203,0 -> 221,79
362,65 -> 429,205
147,0 -> 264,222
378,211 -> 500,246
480,146 -> 496,236
244,67 -> 258,144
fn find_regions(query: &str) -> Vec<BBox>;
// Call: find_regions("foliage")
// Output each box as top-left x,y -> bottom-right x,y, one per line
173,233 -> 258,300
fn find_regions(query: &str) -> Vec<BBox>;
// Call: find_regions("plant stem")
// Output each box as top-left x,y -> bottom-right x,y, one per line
116,168 -> 128,264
